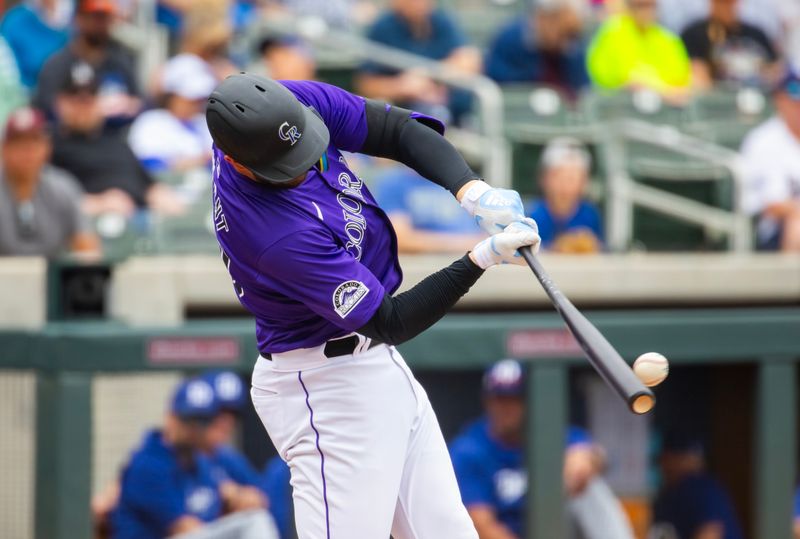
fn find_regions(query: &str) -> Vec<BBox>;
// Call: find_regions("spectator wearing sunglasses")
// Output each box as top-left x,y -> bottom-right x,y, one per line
740,68 -> 800,251
0,107 -> 99,257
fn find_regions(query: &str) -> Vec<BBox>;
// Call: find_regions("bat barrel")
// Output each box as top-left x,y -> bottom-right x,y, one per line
518,247 -> 656,415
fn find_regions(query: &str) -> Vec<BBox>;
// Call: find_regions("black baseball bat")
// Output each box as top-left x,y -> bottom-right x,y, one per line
518,246 -> 655,415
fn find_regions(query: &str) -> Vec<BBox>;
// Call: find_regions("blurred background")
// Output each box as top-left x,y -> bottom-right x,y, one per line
0,0 -> 799,537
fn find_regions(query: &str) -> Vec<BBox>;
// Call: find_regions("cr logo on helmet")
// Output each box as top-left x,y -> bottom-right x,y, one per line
278,122 -> 302,145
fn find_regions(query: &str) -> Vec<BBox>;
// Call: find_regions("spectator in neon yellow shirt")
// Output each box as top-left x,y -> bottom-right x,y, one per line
587,0 -> 692,96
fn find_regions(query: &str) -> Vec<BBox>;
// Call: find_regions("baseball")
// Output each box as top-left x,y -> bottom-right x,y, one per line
633,352 -> 669,387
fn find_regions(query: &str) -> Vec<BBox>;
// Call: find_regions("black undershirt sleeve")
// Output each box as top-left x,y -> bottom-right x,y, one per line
357,254 -> 484,346
360,99 -> 478,196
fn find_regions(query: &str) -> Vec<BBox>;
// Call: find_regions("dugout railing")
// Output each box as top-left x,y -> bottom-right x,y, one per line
0,308 -> 798,539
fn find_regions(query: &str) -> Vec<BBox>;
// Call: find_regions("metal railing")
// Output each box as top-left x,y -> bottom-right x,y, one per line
601,118 -> 752,252
255,15 -> 512,185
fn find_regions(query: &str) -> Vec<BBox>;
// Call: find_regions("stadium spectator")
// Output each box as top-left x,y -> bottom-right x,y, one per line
530,138 -> 603,254
180,3 -> 237,82
587,0 -> 692,97
373,165 -> 486,253
740,68 -> 800,251
651,431 -> 743,539
50,60 -> 185,217
157,0 -> 270,41
680,0 -> 780,90
0,107 -> 99,257
34,0 -> 141,124
448,359 -> 634,539
0,36 -> 26,129
128,54 -> 215,175
659,0 -> 783,43
257,36 -> 317,81
112,377 -> 276,539
355,0 -> 481,124
485,0 -> 589,97
261,456 -> 293,539
0,0 -> 70,88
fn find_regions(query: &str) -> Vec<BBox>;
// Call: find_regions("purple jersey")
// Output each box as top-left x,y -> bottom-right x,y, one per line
211,81 -> 442,354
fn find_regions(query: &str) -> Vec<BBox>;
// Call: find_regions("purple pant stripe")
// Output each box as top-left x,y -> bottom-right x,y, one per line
298,371 -> 331,539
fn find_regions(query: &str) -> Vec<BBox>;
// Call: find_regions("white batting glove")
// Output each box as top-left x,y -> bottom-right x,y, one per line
460,181 -> 527,235
470,219 -> 541,270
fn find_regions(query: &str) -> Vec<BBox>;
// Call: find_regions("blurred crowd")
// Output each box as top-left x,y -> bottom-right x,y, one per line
0,0 -> 799,259
98,361 -> 752,539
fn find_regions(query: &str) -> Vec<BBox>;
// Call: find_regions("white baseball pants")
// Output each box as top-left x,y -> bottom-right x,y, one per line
251,339 -> 478,539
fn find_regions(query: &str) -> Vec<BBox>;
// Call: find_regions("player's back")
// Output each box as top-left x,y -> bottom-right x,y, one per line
210,142 -> 402,354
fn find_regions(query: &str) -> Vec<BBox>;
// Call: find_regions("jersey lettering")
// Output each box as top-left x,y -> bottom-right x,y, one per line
213,184 -> 229,233
337,172 -> 367,260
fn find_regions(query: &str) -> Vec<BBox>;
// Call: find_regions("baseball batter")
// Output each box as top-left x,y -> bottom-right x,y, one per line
205,74 -> 540,539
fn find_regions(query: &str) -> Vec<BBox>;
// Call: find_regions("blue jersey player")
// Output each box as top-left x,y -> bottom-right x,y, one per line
204,74 -> 540,538
112,378 -> 224,539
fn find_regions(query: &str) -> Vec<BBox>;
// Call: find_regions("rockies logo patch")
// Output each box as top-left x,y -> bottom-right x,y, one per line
332,280 -> 369,318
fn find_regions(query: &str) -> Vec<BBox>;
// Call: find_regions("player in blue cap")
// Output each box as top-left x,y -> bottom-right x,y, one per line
652,431 -> 743,539
112,377 -> 225,539
449,359 -> 632,539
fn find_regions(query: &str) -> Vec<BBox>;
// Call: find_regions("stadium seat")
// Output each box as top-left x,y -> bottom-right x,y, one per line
684,87 -> 773,149
581,90 -> 687,126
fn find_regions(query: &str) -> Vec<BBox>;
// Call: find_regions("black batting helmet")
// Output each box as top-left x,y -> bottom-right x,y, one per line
206,73 -> 330,183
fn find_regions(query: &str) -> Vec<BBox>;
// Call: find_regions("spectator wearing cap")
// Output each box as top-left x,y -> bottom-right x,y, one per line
740,69 -> 800,251
256,36 -> 317,81
448,359 -> 633,539
651,431 -> 743,539
373,164 -> 486,254
485,0 -> 589,98
202,371 -> 269,510
50,60 -> 185,218
34,0 -> 141,124
112,378 -> 225,539
356,0 -> 482,125
0,0 -> 70,88
0,107 -> 99,257
587,0 -> 692,98
128,54 -> 216,175
680,0 -> 780,90
530,138 -> 603,254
